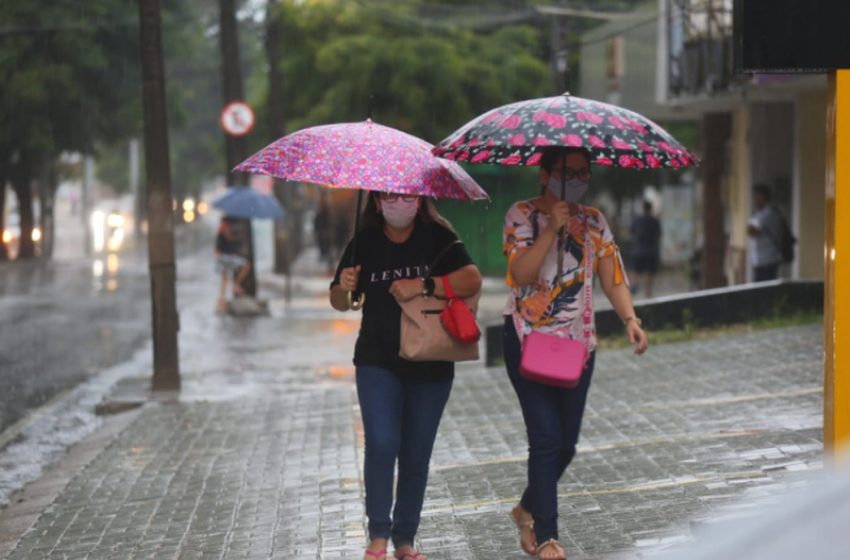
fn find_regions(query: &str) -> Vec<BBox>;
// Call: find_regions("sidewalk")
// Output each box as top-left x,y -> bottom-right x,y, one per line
0,253 -> 824,559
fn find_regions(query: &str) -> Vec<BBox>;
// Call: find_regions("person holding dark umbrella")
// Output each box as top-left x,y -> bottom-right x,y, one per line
500,147 -> 647,559
435,93 -> 697,559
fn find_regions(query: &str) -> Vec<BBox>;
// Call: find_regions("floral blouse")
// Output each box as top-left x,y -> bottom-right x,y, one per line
502,200 -> 628,350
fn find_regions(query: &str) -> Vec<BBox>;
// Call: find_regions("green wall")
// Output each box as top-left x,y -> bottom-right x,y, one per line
436,165 -> 540,276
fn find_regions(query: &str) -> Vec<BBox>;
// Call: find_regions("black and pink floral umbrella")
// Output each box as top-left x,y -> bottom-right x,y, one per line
433,93 -> 698,169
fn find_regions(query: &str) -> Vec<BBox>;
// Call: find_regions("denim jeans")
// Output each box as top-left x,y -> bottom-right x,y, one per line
356,366 -> 453,547
503,317 -> 596,543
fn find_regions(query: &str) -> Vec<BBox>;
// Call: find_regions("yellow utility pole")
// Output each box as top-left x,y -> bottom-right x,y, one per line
824,69 -> 850,455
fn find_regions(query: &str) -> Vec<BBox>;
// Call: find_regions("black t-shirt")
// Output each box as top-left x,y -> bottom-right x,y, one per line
332,219 -> 473,381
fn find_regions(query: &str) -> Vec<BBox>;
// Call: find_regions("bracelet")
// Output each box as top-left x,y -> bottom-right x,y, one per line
421,276 -> 435,297
623,316 -> 642,327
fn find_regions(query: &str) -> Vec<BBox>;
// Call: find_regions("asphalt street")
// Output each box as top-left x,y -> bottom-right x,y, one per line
0,247 -> 152,434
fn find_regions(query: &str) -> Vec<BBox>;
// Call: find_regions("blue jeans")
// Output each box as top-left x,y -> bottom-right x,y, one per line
503,317 -> 596,543
356,366 -> 453,547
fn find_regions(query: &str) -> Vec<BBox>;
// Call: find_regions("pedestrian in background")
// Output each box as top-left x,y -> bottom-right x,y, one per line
502,147 -> 648,560
330,192 -> 481,560
747,184 -> 783,281
629,200 -> 662,298
214,216 -> 250,312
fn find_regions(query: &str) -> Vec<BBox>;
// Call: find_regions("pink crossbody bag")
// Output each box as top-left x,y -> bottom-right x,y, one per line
518,211 -> 593,388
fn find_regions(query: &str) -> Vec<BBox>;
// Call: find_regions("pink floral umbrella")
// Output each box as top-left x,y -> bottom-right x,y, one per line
235,119 -> 488,309
433,93 -> 699,169
235,119 -> 489,200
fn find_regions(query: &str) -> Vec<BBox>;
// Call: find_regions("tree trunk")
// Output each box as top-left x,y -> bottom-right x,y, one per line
10,154 -> 36,260
266,3 -> 291,276
701,113 -> 731,289
38,158 -> 57,259
219,0 -> 248,185
139,0 -> 181,390
219,0 -> 256,296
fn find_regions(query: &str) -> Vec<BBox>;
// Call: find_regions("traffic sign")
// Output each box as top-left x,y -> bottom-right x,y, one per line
220,101 -> 255,137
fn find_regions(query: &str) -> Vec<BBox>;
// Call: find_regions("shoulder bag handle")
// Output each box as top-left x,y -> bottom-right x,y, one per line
425,239 -> 463,280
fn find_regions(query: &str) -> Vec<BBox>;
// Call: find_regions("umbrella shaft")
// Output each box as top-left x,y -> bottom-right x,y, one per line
350,190 -> 364,266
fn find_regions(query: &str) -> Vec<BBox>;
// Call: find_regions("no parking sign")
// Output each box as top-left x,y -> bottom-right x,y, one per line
219,101 -> 255,137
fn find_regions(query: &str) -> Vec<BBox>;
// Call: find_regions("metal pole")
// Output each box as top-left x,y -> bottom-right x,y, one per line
129,137 -> 143,238
138,0 -> 180,391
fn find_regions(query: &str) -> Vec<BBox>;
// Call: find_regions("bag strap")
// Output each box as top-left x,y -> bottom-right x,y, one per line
517,206 -> 594,346
425,239 -> 463,280
571,209 -> 594,347
441,276 -> 456,300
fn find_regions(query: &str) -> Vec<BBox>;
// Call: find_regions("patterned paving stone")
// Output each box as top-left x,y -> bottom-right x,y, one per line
4,323 -> 823,559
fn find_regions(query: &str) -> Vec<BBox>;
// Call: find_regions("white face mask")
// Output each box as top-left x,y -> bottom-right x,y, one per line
547,175 -> 588,203
381,198 -> 419,229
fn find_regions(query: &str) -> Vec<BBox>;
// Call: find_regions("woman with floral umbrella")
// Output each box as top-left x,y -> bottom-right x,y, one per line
237,120 -> 486,560
435,94 -> 697,560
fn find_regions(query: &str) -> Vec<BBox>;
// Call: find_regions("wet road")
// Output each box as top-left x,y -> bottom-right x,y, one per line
0,230 -> 209,435
0,249 -> 150,433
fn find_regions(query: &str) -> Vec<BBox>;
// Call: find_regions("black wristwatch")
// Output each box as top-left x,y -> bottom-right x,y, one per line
421,276 -> 435,296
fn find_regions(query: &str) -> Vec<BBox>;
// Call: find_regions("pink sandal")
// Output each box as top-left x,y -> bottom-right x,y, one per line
395,553 -> 427,560
364,548 -> 387,559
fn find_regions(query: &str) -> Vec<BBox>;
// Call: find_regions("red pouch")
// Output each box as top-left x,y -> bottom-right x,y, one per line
439,276 -> 481,344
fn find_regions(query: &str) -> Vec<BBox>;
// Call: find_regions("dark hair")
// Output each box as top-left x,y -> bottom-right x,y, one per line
538,146 -> 591,173
643,200 -> 653,213
754,183 -> 772,201
359,192 -> 457,234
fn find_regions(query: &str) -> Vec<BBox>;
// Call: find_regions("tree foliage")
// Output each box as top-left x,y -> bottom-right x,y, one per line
264,0 -> 552,144
0,0 -> 228,260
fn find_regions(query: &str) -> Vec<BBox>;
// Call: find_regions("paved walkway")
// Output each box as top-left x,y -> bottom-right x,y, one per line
0,258 -> 824,559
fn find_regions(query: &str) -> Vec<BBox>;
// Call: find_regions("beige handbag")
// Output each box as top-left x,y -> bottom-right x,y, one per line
398,291 -> 481,362
398,241 -> 481,362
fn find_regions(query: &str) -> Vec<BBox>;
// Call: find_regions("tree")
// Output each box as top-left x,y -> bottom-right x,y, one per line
0,0 -> 228,262
0,0 -> 141,259
96,1 -> 227,202
264,0 -> 551,143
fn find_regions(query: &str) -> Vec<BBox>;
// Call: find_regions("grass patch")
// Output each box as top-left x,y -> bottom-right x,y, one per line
597,310 -> 823,350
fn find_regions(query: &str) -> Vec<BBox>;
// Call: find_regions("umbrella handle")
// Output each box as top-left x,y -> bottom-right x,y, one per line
347,291 -> 366,310
346,189 -> 367,310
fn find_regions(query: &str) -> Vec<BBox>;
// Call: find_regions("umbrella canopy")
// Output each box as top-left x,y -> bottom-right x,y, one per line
212,186 -> 284,220
433,93 -> 698,169
234,119 -> 489,201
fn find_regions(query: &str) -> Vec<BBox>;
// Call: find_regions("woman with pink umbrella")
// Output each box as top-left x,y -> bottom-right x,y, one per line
237,120 -> 487,560
331,191 -> 480,560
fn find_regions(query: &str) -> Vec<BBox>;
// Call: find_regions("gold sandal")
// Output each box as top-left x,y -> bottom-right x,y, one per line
535,538 -> 566,560
512,504 -> 537,555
